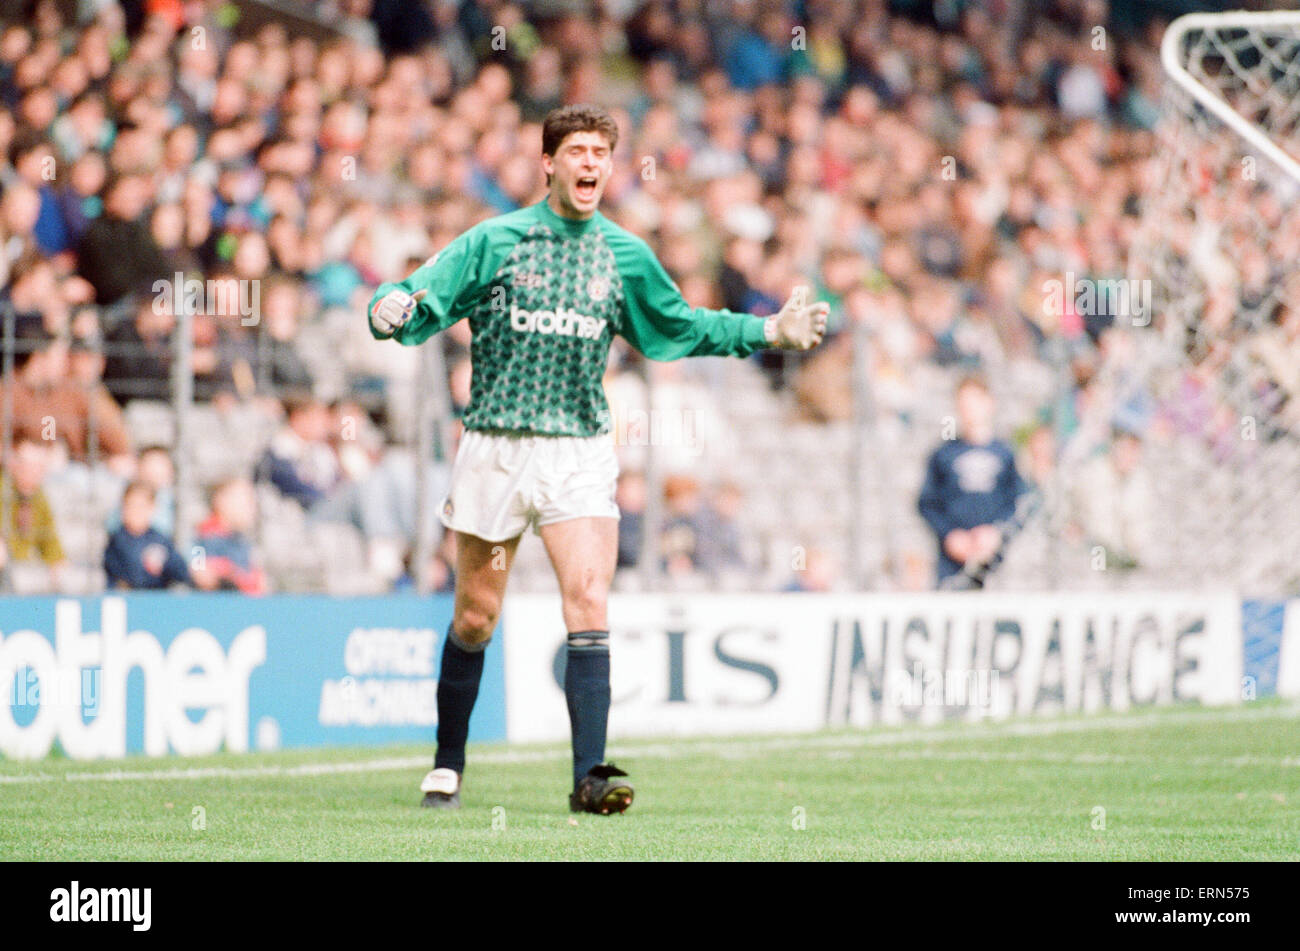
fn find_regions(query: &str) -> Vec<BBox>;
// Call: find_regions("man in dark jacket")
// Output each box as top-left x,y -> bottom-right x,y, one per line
255,394 -> 341,510
76,172 -> 171,307
102,292 -> 175,403
918,375 -> 1028,586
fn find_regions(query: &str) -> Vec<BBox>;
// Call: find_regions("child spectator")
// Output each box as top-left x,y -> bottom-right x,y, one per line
105,445 -> 176,537
195,477 -> 267,594
103,481 -> 197,590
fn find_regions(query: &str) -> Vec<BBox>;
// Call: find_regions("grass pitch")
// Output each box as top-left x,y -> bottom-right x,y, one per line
2,702 -> 1297,861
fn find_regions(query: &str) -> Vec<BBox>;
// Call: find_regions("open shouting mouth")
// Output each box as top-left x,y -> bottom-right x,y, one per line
574,175 -> 600,202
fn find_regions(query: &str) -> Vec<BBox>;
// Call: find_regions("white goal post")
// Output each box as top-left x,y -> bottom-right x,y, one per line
1160,11 -> 1300,186
1039,9 -> 1300,594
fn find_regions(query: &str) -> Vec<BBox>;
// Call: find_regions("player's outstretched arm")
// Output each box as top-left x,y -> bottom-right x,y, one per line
366,223 -> 507,345
607,226 -> 830,360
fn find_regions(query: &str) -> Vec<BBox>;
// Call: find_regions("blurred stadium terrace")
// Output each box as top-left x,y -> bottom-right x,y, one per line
1,0 -> 1298,599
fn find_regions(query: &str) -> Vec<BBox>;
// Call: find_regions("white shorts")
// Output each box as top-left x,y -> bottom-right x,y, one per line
439,430 -> 620,542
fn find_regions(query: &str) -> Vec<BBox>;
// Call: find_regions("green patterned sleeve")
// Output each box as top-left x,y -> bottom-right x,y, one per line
606,227 -> 769,360
367,225 -> 489,345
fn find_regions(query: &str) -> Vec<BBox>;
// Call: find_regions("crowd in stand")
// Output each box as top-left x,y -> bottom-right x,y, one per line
0,0 -> 1236,594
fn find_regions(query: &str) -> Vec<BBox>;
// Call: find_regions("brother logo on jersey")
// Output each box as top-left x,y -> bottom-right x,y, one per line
510,302 -> 607,340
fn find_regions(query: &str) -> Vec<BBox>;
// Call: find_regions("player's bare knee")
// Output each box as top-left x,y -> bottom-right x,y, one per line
453,605 -> 498,644
563,583 -> 608,627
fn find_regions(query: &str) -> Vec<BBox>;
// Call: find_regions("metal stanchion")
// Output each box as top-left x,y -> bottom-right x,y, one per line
1,304 -> 13,593
638,357 -> 661,591
173,299 -> 196,558
850,321 -> 889,590
85,328 -> 100,595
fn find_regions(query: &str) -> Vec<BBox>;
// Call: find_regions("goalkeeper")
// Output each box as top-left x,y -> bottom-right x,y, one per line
368,104 -> 829,815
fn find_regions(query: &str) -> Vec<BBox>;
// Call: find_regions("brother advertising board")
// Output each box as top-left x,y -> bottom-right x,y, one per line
0,594 -> 504,759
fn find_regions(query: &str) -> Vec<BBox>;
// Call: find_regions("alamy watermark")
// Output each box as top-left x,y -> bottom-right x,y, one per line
50,881 -> 151,931
886,665 -> 1000,709
1043,272 -> 1151,327
9,666 -> 99,714
153,272 -> 260,326
601,404 -> 701,453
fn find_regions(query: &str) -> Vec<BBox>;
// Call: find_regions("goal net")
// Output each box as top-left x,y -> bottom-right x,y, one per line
1105,11 -> 1300,593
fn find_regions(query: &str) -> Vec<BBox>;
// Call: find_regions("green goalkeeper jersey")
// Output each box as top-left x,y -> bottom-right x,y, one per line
367,199 -> 769,437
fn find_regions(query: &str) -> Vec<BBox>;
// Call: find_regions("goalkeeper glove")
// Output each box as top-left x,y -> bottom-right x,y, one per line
370,288 -> 427,336
764,285 -> 829,350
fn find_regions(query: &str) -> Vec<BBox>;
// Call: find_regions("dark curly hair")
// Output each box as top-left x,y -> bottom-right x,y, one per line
541,104 -> 618,184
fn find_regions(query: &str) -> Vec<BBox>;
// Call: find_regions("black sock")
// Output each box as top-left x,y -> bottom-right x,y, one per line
433,625 -> 486,774
564,629 -> 611,787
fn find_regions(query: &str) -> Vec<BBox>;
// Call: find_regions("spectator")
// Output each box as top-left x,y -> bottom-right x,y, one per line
149,200 -> 202,276
792,323 -> 853,422
256,393 -> 341,509
195,476 -> 267,594
76,173 -> 172,307
615,469 -> 646,570
51,92 -> 113,165
660,474 -> 707,581
918,375 -> 1028,586
1020,421 -> 1058,491
255,276 -> 315,393
2,322 -> 133,470
1069,426 -> 1154,570
9,132 -> 70,257
696,481 -> 751,577
784,546 -> 841,593
190,309 -> 240,401
723,9 -> 790,91
0,429 -> 65,591
102,480 -> 200,590
105,445 -> 176,538
102,293 -> 176,404
311,406 -> 452,585
370,0 -> 437,56
4,253 -> 58,332
0,182 -> 43,288
393,532 -> 457,595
